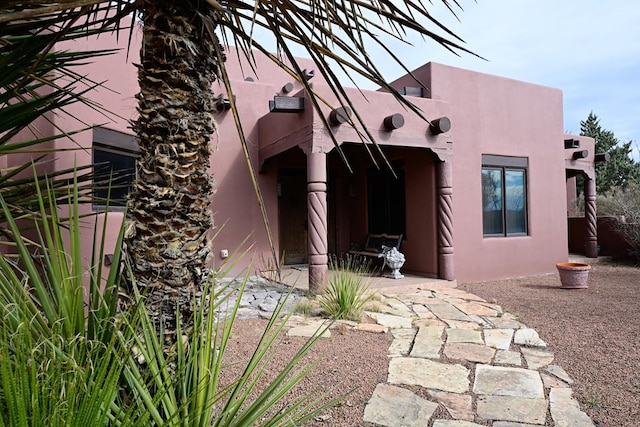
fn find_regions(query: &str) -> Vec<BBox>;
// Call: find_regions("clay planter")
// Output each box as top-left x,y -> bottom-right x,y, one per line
556,262 -> 591,289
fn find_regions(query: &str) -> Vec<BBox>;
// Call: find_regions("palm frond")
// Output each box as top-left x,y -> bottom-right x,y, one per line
0,1 -> 136,240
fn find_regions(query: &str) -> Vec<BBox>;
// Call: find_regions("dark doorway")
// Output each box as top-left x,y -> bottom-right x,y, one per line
278,169 -> 308,264
367,160 -> 406,236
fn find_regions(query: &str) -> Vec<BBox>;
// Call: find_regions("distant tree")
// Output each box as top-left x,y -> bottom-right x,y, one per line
580,112 -> 639,193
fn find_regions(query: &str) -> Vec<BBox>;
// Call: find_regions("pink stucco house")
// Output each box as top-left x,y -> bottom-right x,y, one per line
9,25 -> 600,286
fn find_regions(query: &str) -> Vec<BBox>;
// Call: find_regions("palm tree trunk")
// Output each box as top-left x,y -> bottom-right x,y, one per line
125,0 -> 220,342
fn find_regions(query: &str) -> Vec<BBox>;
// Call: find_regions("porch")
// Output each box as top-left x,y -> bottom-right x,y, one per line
276,265 -> 457,293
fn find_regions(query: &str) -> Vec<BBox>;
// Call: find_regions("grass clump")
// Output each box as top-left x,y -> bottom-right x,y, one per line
318,255 -> 375,321
293,296 -> 318,316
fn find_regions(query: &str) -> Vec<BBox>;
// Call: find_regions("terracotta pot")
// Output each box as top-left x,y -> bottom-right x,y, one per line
556,262 -> 591,289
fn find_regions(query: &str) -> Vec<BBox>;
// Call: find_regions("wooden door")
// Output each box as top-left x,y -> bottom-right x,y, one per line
278,171 -> 308,264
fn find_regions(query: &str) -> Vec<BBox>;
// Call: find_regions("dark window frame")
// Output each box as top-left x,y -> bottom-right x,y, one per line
92,127 -> 139,211
481,155 -> 529,237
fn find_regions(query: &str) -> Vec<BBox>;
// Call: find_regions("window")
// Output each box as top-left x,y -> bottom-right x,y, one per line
481,155 -> 528,236
367,160 -> 406,237
93,127 -> 138,208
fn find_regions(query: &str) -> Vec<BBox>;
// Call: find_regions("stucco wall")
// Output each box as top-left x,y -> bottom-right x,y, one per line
23,25 -> 576,284
394,63 -> 569,282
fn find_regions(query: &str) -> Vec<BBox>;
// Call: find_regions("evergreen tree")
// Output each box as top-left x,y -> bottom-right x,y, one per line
580,112 -> 639,193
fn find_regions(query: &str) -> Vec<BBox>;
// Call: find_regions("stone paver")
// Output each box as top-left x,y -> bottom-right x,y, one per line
380,297 -> 415,318
286,320 -> 331,337
367,312 -> 414,329
494,350 -> 522,366
363,383 -> 438,427
425,302 -> 473,322
432,421 -> 486,427
412,304 -> 435,319
429,391 -> 474,420
388,328 -> 417,357
546,365 -> 574,385
444,319 -> 482,330
493,422 -> 545,427
388,357 -> 470,393
521,347 -> 555,370
541,372 -> 571,389
354,323 -> 389,333
484,328 -> 514,350
410,325 -> 444,358
485,316 -> 525,329
446,328 -> 484,344
549,388 -> 594,426
444,343 -> 495,364
451,300 -> 500,317
474,365 -> 544,398
477,395 -> 548,425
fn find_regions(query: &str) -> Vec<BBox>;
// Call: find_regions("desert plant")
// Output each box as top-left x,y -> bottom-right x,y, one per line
0,177 -> 134,425
318,255 -> 375,321
0,176 -> 341,426
122,271 -> 341,426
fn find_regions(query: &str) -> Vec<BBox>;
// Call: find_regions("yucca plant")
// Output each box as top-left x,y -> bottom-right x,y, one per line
318,255 -> 375,321
0,175 -> 342,425
0,176 -> 135,425
121,266 -> 341,426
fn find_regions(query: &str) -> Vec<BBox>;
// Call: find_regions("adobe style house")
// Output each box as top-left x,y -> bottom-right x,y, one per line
8,26 -> 600,286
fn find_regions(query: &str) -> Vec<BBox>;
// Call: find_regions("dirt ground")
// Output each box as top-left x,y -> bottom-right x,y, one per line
223,261 -> 639,426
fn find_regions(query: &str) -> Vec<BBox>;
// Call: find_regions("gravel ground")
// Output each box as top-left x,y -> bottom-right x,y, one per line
222,261 -> 639,427
219,318 -> 392,426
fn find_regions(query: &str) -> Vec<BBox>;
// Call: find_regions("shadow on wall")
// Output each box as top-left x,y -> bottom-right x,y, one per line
568,216 -> 631,257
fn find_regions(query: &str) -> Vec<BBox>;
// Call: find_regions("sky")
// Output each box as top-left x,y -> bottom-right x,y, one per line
360,1 -> 640,159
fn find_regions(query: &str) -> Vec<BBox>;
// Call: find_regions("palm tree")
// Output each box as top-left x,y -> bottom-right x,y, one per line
2,0 -> 475,340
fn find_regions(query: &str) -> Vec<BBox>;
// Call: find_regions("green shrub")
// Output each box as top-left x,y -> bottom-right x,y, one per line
318,255 -> 375,321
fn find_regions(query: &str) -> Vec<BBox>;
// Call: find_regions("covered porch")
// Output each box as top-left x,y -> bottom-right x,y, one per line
258,85 -> 456,292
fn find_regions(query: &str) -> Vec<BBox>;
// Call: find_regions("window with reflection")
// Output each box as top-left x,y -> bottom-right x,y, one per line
93,127 -> 139,209
481,155 -> 528,237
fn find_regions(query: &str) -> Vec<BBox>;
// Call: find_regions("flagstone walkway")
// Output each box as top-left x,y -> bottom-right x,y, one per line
356,284 -> 594,426
218,276 -> 595,426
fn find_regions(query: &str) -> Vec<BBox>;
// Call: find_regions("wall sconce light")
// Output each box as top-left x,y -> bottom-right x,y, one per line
572,150 -> 589,160
595,152 -> 611,163
215,97 -> 233,113
281,82 -> 294,94
269,96 -> 305,113
329,106 -> 352,125
302,69 -> 315,80
429,117 -> 451,134
245,77 -> 255,82
564,138 -> 580,149
383,113 -> 405,130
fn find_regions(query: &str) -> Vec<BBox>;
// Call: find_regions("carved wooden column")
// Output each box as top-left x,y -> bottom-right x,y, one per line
436,160 -> 455,280
307,151 -> 328,293
584,177 -> 598,258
